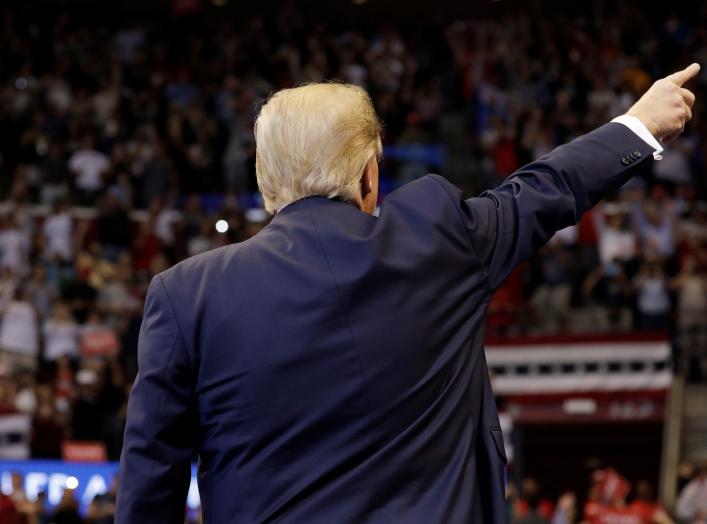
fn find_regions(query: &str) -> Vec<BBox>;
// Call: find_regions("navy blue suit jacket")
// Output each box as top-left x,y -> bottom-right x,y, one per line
116,123 -> 654,523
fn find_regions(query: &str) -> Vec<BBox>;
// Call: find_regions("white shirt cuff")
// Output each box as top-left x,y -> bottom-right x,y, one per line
611,115 -> 663,160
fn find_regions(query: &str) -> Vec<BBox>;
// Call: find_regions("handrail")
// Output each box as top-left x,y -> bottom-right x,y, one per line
659,374 -> 684,510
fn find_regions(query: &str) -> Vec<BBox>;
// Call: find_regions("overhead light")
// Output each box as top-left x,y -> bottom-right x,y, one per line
215,219 -> 229,233
65,477 -> 79,490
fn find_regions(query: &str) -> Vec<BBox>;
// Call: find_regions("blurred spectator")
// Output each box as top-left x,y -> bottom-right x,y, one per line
187,219 -> 217,257
86,478 -> 117,524
628,480 -> 673,524
586,469 -> 636,524
104,378 -> 128,461
133,217 -> 163,272
24,265 -> 58,320
68,135 -> 109,205
97,360 -> 126,420
0,491 -> 22,524
582,259 -> 632,331
653,135 -> 696,186
95,194 -> 132,261
70,368 -> 103,442
550,492 -> 576,524
43,302 -> 80,362
677,461 -> 697,494
671,255 -> 707,378
0,268 -> 17,312
42,199 -> 74,263
633,257 -> 671,331
632,200 -> 677,260
54,355 -> 75,413
30,383 -> 65,458
39,142 -> 70,206
0,290 -> 39,373
676,463 -> 707,524
13,371 -> 36,415
529,241 -> 573,334
0,215 -> 30,277
52,489 -> 82,524
487,266 -> 526,336
593,205 -> 637,267
8,472 -> 34,521
96,263 -> 139,328
151,198 -> 181,260
33,491 -> 49,524
513,478 -> 552,524
62,264 -> 97,325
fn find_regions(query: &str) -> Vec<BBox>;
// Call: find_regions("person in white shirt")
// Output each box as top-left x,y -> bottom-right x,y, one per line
43,302 -> 80,362
68,135 -> 110,202
151,198 -> 182,248
42,199 -> 74,262
592,203 -> 637,267
0,291 -> 39,372
676,463 -> 707,524
0,215 -> 30,277
634,256 -> 671,330
632,201 -> 677,259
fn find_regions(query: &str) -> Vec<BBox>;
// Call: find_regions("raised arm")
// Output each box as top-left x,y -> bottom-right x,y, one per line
115,276 -> 197,524
432,64 -> 698,289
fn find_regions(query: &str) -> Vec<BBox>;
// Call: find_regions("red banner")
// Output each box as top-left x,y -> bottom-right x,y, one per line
61,441 -> 107,463
81,329 -> 119,357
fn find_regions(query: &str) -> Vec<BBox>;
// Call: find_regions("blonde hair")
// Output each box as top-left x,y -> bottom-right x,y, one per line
255,83 -> 382,214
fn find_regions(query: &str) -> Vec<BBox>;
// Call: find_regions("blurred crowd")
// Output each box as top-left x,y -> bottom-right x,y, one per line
0,0 -> 706,521
508,463 -> 707,524
0,472 -> 120,524
3,462 -> 707,524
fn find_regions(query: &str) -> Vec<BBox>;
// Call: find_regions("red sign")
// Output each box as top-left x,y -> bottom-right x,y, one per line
81,329 -> 119,357
61,441 -> 107,462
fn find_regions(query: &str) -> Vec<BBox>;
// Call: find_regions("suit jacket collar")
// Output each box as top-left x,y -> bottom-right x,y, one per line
274,195 -> 362,218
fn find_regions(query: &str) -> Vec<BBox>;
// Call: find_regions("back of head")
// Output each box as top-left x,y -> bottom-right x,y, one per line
699,460 -> 707,478
255,83 -> 382,214
634,480 -> 653,501
522,478 -> 542,512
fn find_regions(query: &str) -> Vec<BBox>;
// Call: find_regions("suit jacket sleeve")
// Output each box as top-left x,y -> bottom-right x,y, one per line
429,122 -> 656,288
116,275 -> 196,524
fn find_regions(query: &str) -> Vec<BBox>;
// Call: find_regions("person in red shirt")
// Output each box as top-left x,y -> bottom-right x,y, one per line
583,484 -> 603,523
513,478 -> 555,521
585,471 -> 674,524
0,493 -> 21,524
628,481 -> 674,524
585,468 -> 638,524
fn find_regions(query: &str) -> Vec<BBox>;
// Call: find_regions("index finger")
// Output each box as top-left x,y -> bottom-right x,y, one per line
666,63 -> 701,86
